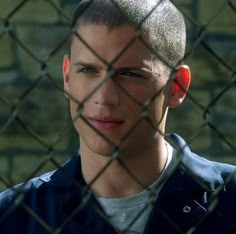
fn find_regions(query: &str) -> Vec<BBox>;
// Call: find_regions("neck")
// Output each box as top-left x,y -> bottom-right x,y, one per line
80,137 -> 168,198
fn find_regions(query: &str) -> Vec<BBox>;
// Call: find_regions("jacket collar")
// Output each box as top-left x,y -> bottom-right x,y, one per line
166,133 -> 225,192
40,150 -> 83,188
44,133 -> 225,192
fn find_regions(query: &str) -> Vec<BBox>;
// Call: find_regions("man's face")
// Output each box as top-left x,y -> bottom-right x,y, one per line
63,24 -> 170,157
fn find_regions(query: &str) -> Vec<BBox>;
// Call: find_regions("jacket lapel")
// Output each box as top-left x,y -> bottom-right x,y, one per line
144,168 -> 208,234
143,134 -> 225,234
46,151 -> 116,233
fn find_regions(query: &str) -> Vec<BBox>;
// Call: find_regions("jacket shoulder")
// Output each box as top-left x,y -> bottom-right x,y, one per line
0,170 -> 55,211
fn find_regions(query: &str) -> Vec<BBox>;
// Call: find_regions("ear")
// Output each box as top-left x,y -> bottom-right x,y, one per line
167,65 -> 191,108
63,55 -> 70,98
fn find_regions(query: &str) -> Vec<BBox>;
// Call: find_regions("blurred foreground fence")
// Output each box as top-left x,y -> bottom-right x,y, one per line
0,0 -> 235,233
0,0 -> 235,188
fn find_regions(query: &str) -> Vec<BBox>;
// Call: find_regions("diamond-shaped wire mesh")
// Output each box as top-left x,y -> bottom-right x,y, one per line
0,0 -> 235,233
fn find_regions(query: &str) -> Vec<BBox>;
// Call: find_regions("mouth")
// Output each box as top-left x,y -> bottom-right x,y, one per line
88,116 -> 124,130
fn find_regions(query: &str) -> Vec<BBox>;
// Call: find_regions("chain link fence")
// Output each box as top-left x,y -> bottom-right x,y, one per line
0,0 -> 235,233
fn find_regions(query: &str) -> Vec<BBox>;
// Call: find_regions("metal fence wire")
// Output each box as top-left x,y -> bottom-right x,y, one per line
0,0 -> 236,233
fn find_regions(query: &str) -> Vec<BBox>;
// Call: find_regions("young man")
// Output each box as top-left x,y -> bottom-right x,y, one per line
0,0 -> 236,233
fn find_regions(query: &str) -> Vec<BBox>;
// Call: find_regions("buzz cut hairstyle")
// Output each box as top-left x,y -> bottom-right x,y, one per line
71,0 -> 186,70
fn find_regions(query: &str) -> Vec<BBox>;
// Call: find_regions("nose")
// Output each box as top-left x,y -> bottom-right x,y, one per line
94,77 -> 120,106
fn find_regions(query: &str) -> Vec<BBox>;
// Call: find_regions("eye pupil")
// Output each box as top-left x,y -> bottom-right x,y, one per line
80,67 -> 95,73
126,72 -> 133,76
83,68 -> 91,72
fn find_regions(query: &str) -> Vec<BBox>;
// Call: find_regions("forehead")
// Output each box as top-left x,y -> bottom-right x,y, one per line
70,24 -> 153,66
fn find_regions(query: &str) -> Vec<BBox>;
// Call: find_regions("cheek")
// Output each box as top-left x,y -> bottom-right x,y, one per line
154,95 -> 167,119
68,79 -> 91,104
125,83 -> 155,103
69,100 -> 80,122
68,82 -> 86,117
68,83 -> 95,119
145,86 -> 166,120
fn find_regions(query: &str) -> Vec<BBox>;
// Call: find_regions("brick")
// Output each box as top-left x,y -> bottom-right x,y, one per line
0,70 -> 18,83
0,83 -> 24,103
1,0 -> 61,23
0,0 -> 19,19
199,0 -> 236,32
15,24 -> 70,80
213,89 -> 236,141
185,45 -> 235,84
0,34 -> 15,67
14,84 -> 68,135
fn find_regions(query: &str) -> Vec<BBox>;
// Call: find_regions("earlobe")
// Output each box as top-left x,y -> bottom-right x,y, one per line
168,65 -> 191,108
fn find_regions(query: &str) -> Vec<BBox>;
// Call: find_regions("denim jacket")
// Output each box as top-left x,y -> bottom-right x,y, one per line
0,134 -> 236,234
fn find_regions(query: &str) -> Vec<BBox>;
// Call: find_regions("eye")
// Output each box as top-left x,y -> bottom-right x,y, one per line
77,67 -> 98,74
119,71 -> 144,79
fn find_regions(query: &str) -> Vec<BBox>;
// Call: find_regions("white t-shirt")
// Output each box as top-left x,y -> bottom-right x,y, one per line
96,142 -> 174,234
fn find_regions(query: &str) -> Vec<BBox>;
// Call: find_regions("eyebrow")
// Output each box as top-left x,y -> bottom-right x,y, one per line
73,61 -> 148,72
73,61 -> 98,68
